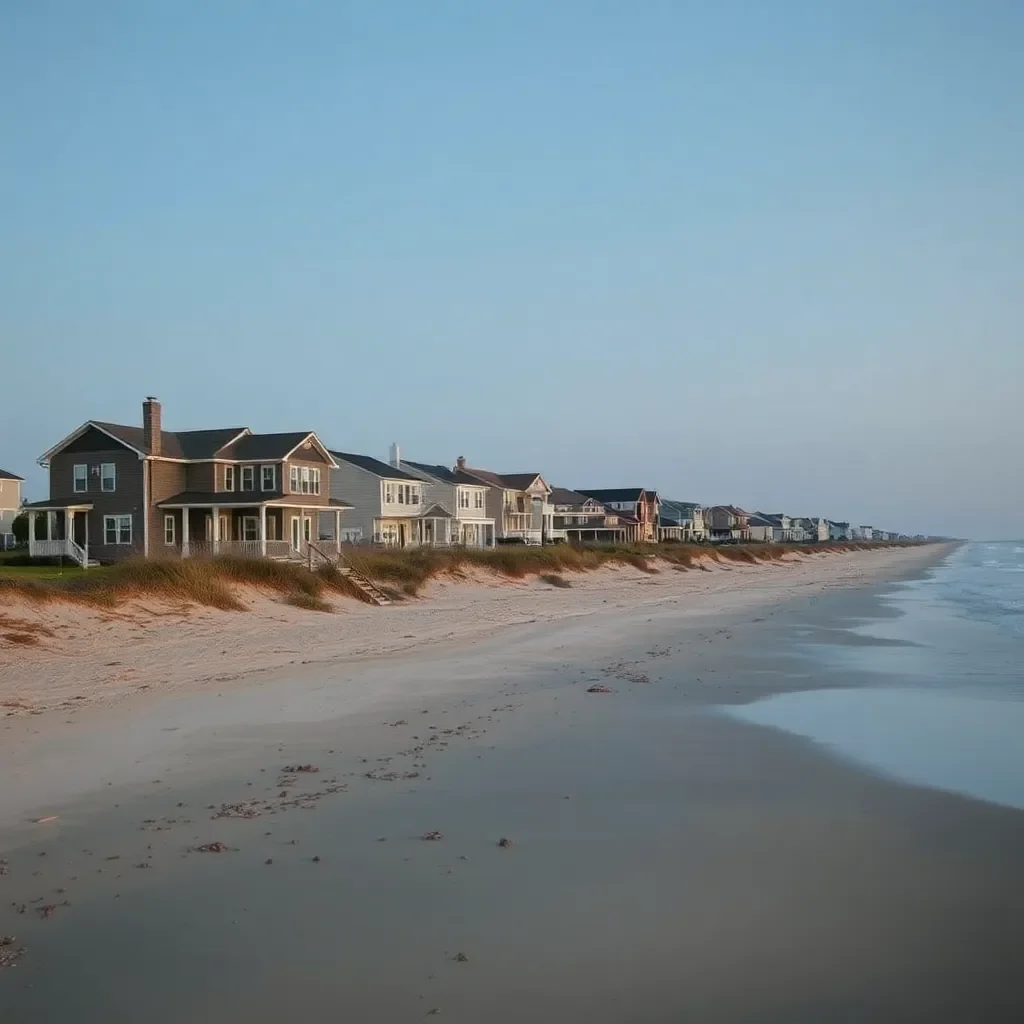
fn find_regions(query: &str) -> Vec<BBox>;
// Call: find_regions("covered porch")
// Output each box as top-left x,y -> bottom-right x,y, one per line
23,499 -> 96,566
158,493 -> 352,559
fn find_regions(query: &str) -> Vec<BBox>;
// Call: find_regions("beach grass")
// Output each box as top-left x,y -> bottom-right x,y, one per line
0,541 -> 920,611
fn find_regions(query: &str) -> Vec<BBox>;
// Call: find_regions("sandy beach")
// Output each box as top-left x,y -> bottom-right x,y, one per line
3,541 -> 1024,1022
2,546 -> 941,716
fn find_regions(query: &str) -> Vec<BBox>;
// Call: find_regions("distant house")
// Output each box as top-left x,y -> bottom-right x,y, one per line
550,487 -> 634,543
707,505 -> 751,543
794,517 -> 829,543
396,448 -> 495,547
659,500 -> 699,541
0,468 -> 24,548
576,488 -> 660,543
828,521 -> 851,541
690,506 -> 709,542
25,397 -> 348,565
747,513 -> 781,543
454,460 -> 554,544
330,449 -> 454,547
855,525 -> 875,541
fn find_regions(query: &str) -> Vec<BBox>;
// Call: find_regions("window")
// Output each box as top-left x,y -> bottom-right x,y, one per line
458,489 -> 469,509
224,466 -> 235,492
103,515 -> 132,545
241,465 -> 255,492
384,482 -> 394,503
474,491 -> 484,509
411,486 -> 419,505
241,516 -> 259,542
299,466 -> 310,494
100,463 -> 116,492
73,464 -> 87,493
310,468 -> 320,495
397,484 -> 405,504
261,465 -> 276,491
164,515 -> 176,545
289,466 -> 298,491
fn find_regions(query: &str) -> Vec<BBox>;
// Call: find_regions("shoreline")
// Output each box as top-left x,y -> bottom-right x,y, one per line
0,544 -> 950,719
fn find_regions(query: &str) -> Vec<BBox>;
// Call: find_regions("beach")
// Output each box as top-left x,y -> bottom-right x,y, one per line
3,541 -> 1024,1022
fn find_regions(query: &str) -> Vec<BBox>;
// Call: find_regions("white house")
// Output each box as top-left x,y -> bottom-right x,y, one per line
398,448 -> 496,547
454,460 -> 554,544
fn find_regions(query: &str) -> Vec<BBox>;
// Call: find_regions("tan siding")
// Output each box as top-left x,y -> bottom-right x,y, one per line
148,459 -> 187,555
282,459 -> 330,506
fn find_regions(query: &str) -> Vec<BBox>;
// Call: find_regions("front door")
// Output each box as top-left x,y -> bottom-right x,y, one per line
291,516 -> 301,551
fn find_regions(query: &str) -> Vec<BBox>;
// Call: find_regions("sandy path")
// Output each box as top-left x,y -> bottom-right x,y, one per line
0,546 -> 947,716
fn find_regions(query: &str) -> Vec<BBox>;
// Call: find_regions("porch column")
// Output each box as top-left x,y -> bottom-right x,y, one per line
181,509 -> 190,557
212,506 -> 220,554
28,512 -> 37,556
260,505 -> 267,556
84,514 -> 89,567
46,511 -> 53,541
334,509 -> 341,554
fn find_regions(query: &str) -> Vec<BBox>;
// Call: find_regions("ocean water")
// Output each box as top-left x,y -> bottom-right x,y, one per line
729,542 -> 1024,810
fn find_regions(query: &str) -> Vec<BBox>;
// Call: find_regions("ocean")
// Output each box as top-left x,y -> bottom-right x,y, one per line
730,541 -> 1024,810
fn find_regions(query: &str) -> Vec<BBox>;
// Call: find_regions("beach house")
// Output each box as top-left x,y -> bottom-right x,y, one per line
658,499 -> 699,541
706,505 -> 751,543
395,448 -> 496,547
24,398 -> 348,565
329,449 -> 454,548
0,468 -> 24,549
575,488 -> 660,543
550,487 -> 634,543
453,460 -> 555,544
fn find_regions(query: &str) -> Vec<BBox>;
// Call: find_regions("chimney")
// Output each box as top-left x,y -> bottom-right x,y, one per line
389,442 -> 401,469
455,455 -> 466,471
143,397 -> 162,455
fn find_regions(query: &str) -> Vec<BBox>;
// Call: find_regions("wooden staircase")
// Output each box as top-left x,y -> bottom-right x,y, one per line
304,543 -> 392,606
338,566 -> 392,606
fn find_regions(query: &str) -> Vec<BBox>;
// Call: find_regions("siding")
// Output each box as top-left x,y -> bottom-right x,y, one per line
329,462 -> 385,542
282,458 -> 331,506
148,459 -> 187,555
49,444 -> 145,562
186,463 -> 216,492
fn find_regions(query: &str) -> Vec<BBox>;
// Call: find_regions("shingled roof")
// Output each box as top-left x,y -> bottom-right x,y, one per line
0,468 -> 24,481
330,451 -> 420,481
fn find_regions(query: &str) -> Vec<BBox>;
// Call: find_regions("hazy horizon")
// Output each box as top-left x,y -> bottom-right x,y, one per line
2,2 -> 1021,540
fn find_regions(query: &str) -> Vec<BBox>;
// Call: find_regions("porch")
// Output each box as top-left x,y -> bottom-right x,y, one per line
158,493 -> 352,560
23,500 -> 97,567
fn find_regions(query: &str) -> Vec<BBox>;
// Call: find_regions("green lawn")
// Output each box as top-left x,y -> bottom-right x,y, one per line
0,563 -> 109,580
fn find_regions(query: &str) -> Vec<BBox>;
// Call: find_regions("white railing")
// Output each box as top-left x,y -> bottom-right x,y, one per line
29,537 -> 90,567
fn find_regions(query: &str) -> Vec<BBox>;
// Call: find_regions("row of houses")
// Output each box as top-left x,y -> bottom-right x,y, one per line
2,398 -> 906,564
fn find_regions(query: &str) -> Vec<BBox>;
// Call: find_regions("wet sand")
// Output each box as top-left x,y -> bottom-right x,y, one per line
3,544 -> 1024,1021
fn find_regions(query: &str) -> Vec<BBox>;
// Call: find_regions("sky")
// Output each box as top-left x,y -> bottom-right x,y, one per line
2,1 -> 1022,539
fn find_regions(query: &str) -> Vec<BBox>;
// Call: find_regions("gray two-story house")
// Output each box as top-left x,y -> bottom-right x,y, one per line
26,397 -> 349,564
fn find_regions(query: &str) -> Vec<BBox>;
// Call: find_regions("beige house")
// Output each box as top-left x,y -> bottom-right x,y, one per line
0,468 -> 24,548
454,460 -> 554,543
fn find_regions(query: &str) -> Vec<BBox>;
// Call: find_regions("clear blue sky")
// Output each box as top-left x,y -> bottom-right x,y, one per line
2,1 -> 1021,538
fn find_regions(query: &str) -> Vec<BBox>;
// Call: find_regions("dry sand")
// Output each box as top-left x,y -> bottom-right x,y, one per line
0,546 -> 944,716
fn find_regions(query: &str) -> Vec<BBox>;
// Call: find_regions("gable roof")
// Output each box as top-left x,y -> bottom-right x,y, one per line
330,450 -> 420,481
222,432 -> 335,463
0,468 -> 24,481
498,473 -> 547,491
577,488 -> 645,503
548,486 -> 600,507
402,459 -> 462,485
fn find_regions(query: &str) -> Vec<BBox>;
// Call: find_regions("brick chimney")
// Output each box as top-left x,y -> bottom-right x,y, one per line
455,455 -> 466,471
143,397 -> 162,455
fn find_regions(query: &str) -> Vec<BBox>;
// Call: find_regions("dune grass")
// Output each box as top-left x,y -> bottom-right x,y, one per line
0,541 -> 922,612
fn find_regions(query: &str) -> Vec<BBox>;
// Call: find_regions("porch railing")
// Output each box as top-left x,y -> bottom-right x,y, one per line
28,537 -> 90,567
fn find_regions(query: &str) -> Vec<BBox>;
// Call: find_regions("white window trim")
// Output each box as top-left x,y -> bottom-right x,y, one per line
164,514 -> 176,545
290,465 -> 299,492
261,465 -> 276,491
241,516 -> 259,542
310,468 -> 320,495
241,465 -> 255,492
104,514 -> 132,546
73,464 -> 88,493
224,466 -> 235,492
100,463 -> 116,493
